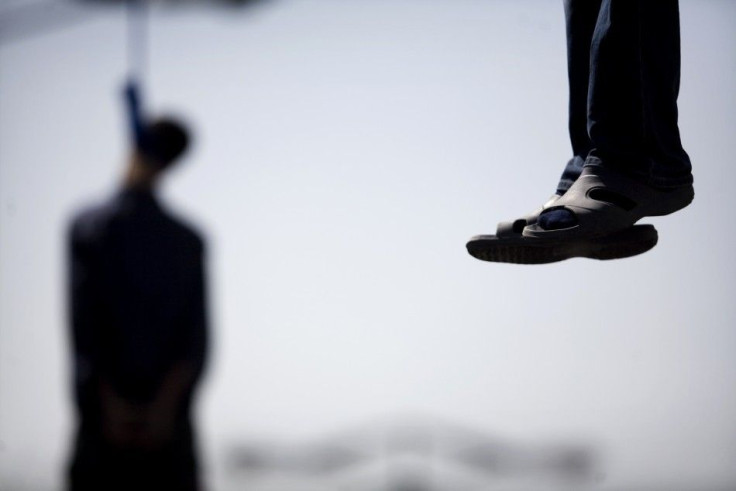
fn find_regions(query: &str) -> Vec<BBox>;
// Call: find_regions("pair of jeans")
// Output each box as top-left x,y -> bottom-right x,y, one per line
556,0 -> 693,195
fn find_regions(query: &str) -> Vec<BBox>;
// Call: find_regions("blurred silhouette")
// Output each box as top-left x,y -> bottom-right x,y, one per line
227,414 -> 597,490
66,111 -> 208,491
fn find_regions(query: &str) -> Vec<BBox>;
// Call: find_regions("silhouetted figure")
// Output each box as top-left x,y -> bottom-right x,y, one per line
67,118 -> 207,491
467,0 -> 694,263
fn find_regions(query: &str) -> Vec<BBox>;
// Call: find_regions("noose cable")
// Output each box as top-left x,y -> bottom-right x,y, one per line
124,0 -> 149,149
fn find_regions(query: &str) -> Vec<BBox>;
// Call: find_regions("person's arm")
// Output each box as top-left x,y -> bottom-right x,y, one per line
141,361 -> 200,446
159,238 -> 208,400
69,220 -> 143,446
138,239 -> 209,447
181,241 -> 209,382
68,219 -> 102,406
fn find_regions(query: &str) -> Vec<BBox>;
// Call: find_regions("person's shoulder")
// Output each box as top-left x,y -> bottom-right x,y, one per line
68,195 -> 119,245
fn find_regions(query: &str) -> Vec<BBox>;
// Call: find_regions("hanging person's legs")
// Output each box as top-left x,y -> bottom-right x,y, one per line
467,0 -> 692,263
531,0 -> 694,234
468,0 -> 658,263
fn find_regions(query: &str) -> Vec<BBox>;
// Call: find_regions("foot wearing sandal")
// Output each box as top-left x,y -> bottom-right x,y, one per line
523,165 -> 694,240
465,163 -> 692,264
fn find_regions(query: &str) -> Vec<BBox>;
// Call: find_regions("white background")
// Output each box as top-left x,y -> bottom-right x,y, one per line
1,1 -> 735,489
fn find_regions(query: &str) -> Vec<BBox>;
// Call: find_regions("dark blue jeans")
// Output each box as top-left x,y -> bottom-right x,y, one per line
556,0 -> 693,194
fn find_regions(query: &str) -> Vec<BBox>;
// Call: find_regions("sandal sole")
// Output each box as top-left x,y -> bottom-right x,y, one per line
466,224 -> 658,264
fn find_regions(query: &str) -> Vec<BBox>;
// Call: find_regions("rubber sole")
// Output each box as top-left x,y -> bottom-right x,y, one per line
466,224 -> 658,265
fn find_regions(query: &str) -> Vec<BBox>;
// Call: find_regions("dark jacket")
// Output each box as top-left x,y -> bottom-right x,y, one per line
67,187 -> 208,491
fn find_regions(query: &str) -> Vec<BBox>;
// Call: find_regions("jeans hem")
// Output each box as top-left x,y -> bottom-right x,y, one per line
583,156 -> 694,190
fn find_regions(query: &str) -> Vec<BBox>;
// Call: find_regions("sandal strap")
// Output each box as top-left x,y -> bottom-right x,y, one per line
495,194 -> 562,237
524,166 -> 693,239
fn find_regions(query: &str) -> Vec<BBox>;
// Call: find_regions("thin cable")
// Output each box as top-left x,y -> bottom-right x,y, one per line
124,0 -> 149,148
126,0 -> 148,85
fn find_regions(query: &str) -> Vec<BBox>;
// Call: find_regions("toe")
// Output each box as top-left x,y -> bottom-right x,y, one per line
537,208 -> 578,231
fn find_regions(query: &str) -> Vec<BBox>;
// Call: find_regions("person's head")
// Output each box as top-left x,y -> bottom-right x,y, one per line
141,117 -> 190,170
127,117 -> 191,188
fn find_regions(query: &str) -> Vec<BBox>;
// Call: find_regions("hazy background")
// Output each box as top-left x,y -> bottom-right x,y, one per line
1,0 -> 735,489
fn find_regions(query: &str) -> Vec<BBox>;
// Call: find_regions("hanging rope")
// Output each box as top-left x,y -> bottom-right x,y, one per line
127,0 -> 148,84
124,0 -> 149,150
